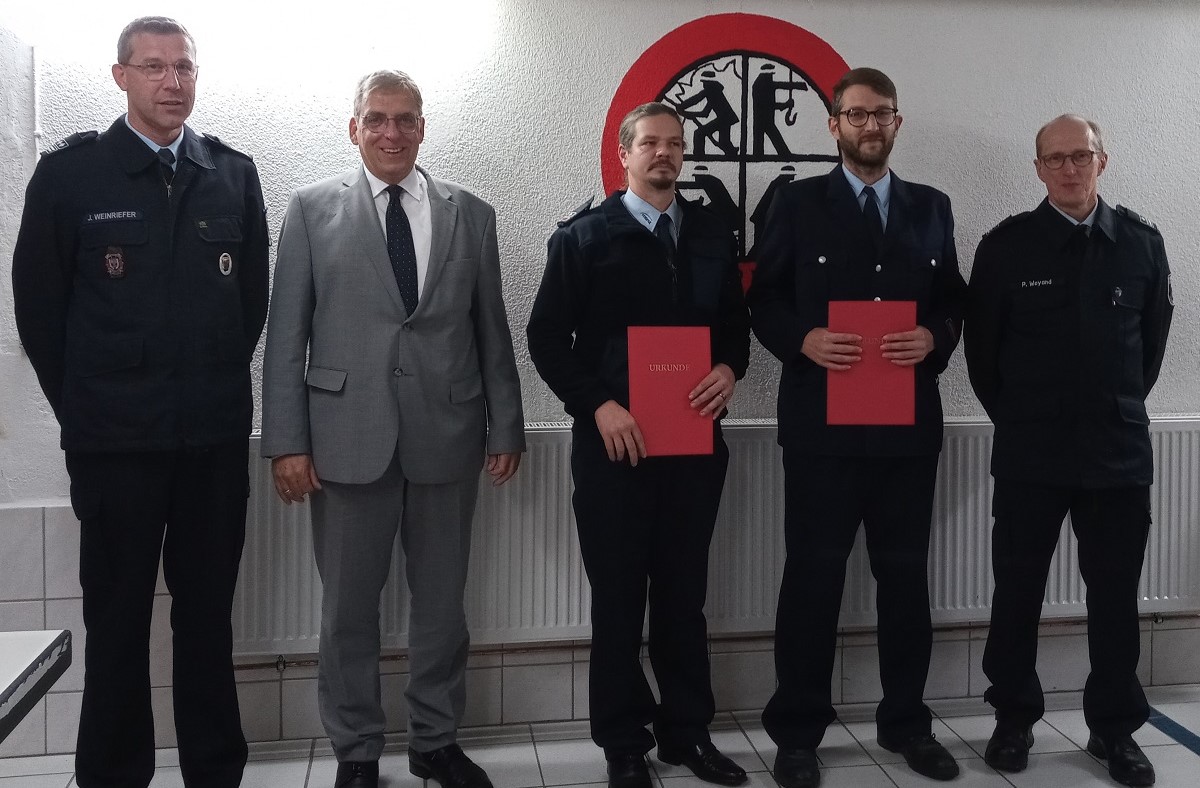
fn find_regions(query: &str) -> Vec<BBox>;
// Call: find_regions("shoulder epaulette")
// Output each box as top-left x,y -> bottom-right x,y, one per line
557,196 -> 595,227
40,130 -> 98,157
202,132 -> 254,160
1115,205 -> 1160,232
982,211 -> 1033,238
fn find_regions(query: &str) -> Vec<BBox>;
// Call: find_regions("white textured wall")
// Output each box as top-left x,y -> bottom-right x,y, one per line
2,0 -> 1198,502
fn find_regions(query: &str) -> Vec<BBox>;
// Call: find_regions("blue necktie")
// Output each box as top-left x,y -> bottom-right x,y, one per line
862,185 -> 884,253
385,185 -> 419,315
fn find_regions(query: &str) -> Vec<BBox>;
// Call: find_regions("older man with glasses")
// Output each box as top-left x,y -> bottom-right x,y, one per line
966,114 -> 1173,787
12,15 -> 268,788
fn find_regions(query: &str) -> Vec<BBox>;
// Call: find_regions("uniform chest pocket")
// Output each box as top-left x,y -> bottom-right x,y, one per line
1112,282 -> 1146,311
197,216 -> 244,278
78,220 -> 148,280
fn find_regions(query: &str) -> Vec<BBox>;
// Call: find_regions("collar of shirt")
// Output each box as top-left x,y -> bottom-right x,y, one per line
363,165 -> 426,205
124,114 -> 183,166
841,166 -> 892,228
621,188 -> 682,243
1048,198 -> 1099,228
362,164 -> 434,296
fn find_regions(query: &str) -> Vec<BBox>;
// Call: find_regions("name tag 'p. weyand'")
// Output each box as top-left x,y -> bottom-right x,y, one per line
1020,279 -> 1054,288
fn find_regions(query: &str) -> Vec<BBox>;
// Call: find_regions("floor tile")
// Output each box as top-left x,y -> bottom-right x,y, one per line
0,775 -> 73,788
940,714 -> 1075,758
648,728 -> 767,778
845,718 -> 974,765
238,758 -> 312,787
309,753 -> 424,788
812,763 -> 896,787
882,756 -> 1011,787
1003,749 -> 1111,786
464,742 -> 543,788
660,770 -> 775,788
0,754 -> 74,778
534,738 -> 609,786
1042,708 -> 1174,749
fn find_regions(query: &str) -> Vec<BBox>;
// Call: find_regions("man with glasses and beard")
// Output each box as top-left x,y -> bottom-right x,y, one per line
747,67 -> 966,788
965,115 -> 1172,788
527,102 -> 750,788
13,16 -> 268,788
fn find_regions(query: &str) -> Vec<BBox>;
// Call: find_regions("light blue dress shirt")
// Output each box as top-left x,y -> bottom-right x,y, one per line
124,114 -> 183,169
621,189 -> 683,244
1049,200 -> 1099,227
841,167 -> 892,230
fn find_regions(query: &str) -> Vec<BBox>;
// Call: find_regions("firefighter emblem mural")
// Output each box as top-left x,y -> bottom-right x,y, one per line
602,14 -> 851,287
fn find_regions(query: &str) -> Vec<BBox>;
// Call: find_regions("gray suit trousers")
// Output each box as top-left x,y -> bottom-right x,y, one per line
310,454 -> 478,759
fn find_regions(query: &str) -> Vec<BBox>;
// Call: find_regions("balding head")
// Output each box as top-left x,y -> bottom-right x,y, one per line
1035,114 -> 1104,157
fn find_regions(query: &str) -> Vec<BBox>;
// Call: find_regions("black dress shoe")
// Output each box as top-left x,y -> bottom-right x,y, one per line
409,743 -> 494,788
606,754 -> 652,788
335,760 -> 379,788
1087,734 -> 1156,787
658,742 -> 748,786
984,721 -> 1034,773
772,747 -> 820,788
879,733 -> 960,781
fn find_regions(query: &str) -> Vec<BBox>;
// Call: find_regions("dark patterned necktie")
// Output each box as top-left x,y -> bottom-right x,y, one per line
157,147 -> 175,186
385,185 -> 419,315
862,185 -> 884,252
654,213 -> 677,259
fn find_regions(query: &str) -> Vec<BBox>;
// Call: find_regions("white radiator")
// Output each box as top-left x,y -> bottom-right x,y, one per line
231,420 -> 1200,655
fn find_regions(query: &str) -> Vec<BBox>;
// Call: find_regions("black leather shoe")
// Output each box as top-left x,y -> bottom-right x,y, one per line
658,742 -> 748,786
335,760 -> 379,788
879,733 -> 960,781
772,747 -> 820,788
984,721 -> 1034,773
1087,734 -> 1156,786
409,743 -> 494,788
606,754 -> 652,788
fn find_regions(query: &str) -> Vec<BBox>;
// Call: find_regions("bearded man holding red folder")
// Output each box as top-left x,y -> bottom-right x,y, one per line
747,67 -> 967,788
527,102 -> 750,788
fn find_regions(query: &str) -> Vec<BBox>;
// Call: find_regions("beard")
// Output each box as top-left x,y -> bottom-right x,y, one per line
840,133 -> 894,170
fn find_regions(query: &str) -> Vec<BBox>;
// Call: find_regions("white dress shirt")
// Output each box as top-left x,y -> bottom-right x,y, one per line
362,165 -> 433,297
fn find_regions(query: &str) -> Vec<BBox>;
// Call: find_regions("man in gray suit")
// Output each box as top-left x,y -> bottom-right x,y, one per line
261,69 -> 525,788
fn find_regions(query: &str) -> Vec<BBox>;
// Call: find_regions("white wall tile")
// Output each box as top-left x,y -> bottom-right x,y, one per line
463,666 -> 503,728
42,508 -> 81,600
573,659 -> 589,720
1151,626 -> 1200,686
44,691 -> 81,755
926,638 -> 970,699
280,678 -> 324,740
0,508 -> 43,601
380,670 -> 410,733
236,681 -> 280,744
501,662 -> 572,723
148,595 -> 172,688
150,685 -> 176,749
0,698 -> 45,757
43,600 -> 83,693
711,649 -> 776,711
0,600 -> 45,631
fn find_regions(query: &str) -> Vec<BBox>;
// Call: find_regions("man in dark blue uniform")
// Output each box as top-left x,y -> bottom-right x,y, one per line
966,114 -> 1173,788
12,16 -> 268,788
748,68 -> 966,788
527,103 -> 750,788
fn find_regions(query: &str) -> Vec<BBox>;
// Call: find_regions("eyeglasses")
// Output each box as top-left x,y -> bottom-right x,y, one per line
361,112 -> 422,134
1039,150 -> 1102,169
121,61 -> 198,82
836,107 -> 898,127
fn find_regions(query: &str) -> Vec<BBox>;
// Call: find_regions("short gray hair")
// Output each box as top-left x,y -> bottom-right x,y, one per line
618,102 -> 684,150
1035,114 -> 1105,156
353,70 -> 424,117
117,17 -> 195,64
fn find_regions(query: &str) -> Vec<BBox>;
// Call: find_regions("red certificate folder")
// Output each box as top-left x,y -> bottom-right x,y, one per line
826,300 -> 916,425
627,326 -> 713,456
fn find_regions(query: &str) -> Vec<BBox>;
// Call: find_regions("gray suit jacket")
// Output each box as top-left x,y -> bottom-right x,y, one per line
261,165 -> 525,485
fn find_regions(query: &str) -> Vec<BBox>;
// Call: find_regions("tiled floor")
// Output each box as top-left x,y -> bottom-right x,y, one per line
6,687 -> 1200,787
